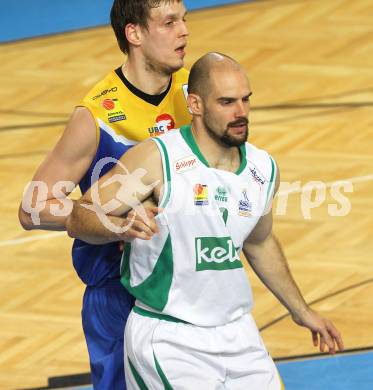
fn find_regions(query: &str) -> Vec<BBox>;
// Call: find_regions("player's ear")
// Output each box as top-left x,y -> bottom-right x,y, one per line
187,93 -> 203,116
125,23 -> 142,47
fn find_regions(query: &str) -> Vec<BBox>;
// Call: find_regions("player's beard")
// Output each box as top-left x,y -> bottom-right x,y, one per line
203,111 -> 249,147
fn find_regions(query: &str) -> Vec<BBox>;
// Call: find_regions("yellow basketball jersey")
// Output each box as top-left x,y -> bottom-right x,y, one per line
80,67 -> 191,144
73,67 -> 190,286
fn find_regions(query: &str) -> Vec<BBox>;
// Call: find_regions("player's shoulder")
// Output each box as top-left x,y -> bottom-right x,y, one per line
244,142 -> 276,181
245,141 -> 270,159
80,69 -> 119,105
78,68 -> 131,125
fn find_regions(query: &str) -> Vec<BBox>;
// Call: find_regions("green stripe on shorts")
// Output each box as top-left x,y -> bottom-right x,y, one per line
128,357 -> 149,390
153,352 -> 174,390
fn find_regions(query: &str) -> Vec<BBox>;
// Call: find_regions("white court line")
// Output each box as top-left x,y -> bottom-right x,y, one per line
1,174 -> 372,248
0,231 -> 66,247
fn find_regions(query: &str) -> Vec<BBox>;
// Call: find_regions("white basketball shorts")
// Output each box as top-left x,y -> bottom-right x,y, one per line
124,306 -> 284,390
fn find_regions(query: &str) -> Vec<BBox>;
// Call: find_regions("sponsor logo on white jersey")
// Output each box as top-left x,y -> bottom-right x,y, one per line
248,161 -> 266,190
238,189 -> 253,217
195,236 -> 242,271
174,155 -> 198,173
194,184 -> 209,206
214,186 -> 229,203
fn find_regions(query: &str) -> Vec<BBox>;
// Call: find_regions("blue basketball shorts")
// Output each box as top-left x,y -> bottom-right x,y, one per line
82,281 -> 135,389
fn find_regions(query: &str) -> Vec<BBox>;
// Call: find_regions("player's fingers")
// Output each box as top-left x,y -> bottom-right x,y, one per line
125,228 -> 152,241
146,206 -> 162,216
319,334 -> 325,353
126,211 -> 156,234
327,322 -> 344,351
312,331 -> 318,347
127,210 -> 136,220
319,328 -> 335,354
335,334 -> 344,352
138,214 -> 158,234
131,219 -> 155,237
142,209 -> 161,233
119,219 -> 153,240
124,225 -> 153,240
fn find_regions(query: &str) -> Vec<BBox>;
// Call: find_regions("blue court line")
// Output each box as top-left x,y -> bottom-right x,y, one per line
0,0 -> 249,43
67,387 -> 92,390
277,351 -> 373,390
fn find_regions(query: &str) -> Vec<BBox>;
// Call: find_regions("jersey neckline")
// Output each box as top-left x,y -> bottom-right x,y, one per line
179,125 -> 247,175
115,67 -> 172,107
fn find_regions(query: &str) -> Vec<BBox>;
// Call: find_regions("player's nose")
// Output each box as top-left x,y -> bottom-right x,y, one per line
179,19 -> 189,37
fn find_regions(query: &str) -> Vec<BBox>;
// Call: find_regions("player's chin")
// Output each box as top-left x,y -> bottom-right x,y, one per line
222,134 -> 246,147
166,61 -> 184,74
168,52 -> 185,70
234,135 -> 247,146
227,128 -> 248,145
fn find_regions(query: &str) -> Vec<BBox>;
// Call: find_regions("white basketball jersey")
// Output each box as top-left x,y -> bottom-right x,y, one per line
121,125 -> 276,326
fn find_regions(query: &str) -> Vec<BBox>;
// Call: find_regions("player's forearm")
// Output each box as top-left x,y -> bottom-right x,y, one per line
243,233 -> 309,318
66,201 -> 124,244
18,200 -> 70,231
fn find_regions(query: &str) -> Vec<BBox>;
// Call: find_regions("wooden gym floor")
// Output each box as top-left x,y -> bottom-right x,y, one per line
0,0 -> 372,388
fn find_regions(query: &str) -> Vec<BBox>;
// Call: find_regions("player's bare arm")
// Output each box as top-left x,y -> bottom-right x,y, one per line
66,140 -> 163,245
243,160 -> 344,354
18,107 -> 97,231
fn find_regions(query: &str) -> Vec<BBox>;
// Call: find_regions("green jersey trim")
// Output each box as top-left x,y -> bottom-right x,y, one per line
180,125 -> 247,175
133,306 -> 187,324
266,156 -> 277,207
128,357 -> 149,390
153,352 -> 174,389
236,143 -> 247,175
120,234 -> 174,311
152,137 -> 171,208
180,125 -> 209,166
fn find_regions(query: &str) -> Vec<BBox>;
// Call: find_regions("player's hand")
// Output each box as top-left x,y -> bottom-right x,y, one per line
291,307 -> 344,354
119,206 -> 161,242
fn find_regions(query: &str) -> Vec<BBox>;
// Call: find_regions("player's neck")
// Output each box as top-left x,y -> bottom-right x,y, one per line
122,60 -> 172,95
191,124 -> 241,173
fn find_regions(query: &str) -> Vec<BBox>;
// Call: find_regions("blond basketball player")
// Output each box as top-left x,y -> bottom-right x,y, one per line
19,1 -> 190,388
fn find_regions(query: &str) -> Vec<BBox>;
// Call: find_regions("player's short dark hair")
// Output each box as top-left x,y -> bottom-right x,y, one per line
111,0 -> 181,55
